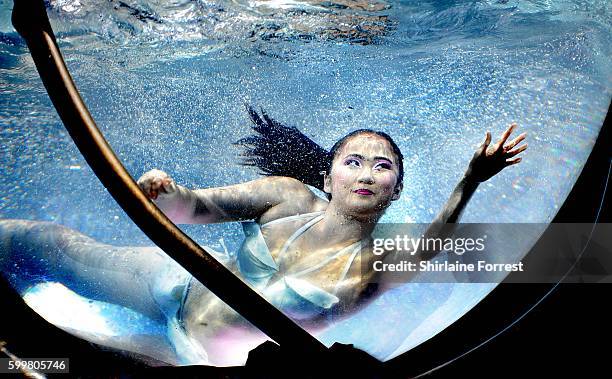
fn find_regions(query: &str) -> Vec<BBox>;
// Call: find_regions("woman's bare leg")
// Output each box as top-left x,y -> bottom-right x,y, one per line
0,219 -> 189,325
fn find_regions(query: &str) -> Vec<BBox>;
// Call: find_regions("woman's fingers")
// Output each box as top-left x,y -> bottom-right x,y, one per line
481,131 -> 496,155
484,131 -> 492,147
505,157 -> 522,165
136,169 -> 174,200
151,177 -> 162,190
504,132 -> 527,152
505,143 -> 528,158
478,131 -> 492,155
501,123 -> 517,142
494,123 -> 517,151
161,177 -> 177,193
150,177 -> 174,196
148,178 -> 163,200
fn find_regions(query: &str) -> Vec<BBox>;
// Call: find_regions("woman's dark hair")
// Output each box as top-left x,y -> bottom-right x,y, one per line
235,106 -> 404,197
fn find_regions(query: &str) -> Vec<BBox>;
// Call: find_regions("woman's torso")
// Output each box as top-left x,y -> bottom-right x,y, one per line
181,196 -> 379,340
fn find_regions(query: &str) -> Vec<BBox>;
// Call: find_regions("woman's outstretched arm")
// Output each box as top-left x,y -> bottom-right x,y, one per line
394,124 -> 527,263
436,123 -> 526,219
137,170 -> 316,224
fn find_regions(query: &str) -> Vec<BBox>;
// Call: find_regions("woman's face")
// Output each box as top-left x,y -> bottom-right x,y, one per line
324,133 -> 402,217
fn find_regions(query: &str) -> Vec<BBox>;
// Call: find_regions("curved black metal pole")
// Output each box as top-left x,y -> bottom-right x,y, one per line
10,0 -> 327,358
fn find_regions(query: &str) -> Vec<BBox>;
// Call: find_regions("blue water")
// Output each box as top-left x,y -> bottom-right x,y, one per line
1,0 -> 610,365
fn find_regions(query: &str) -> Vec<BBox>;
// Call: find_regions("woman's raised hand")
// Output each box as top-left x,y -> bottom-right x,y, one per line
137,169 -> 177,200
466,123 -> 527,183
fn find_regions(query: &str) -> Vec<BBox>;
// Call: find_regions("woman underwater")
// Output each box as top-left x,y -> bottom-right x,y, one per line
0,108 -> 527,366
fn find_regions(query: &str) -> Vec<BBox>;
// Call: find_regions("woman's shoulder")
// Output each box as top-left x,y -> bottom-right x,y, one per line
256,177 -> 328,225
